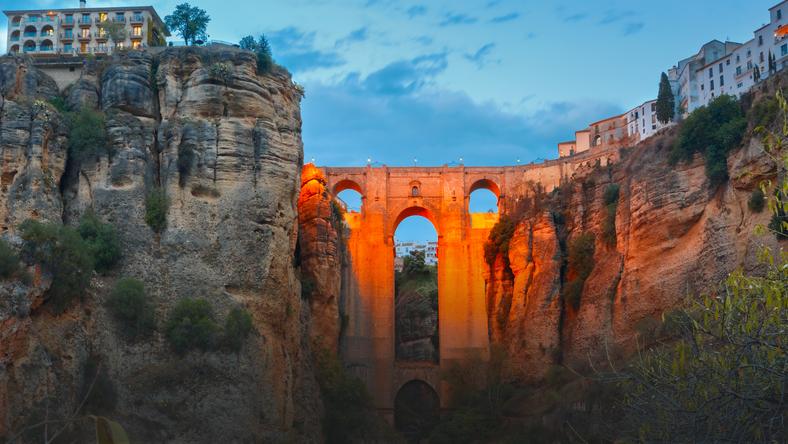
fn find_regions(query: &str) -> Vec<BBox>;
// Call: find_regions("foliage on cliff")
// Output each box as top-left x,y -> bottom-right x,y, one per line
107,278 -> 156,340
670,95 -> 746,187
78,212 -> 122,274
484,216 -> 516,268
561,233 -> 595,310
602,184 -> 620,246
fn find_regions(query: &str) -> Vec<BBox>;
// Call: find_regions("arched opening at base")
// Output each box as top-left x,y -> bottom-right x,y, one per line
395,380 -> 440,442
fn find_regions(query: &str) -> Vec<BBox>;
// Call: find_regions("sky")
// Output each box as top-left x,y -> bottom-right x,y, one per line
1,0 -> 780,241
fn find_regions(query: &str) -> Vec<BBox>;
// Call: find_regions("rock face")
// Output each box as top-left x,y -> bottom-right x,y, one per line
486,124 -> 782,381
0,48 -> 321,443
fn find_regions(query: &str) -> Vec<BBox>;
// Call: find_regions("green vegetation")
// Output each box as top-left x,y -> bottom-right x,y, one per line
66,108 -> 108,161
0,238 -> 20,280
165,298 -> 219,354
314,344 -> 377,444
20,220 -> 94,313
78,211 -> 121,274
106,278 -> 155,340
768,200 -> 788,239
750,94 -> 781,130
48,96 -> 68,113
602,183 -> 620,246
749,188 -> 766,213
239,34 -> 274,74
395,250 -> 439,362
656,72 -> 675,124
98,20 -> 127,43
561,232 -> 595,310
221,307 -> 254,352
145,188 -> 169,233
671,95 -> 747,187
209,62 -> 233,85
484,216 -> 516,267
164,3 -> 210,46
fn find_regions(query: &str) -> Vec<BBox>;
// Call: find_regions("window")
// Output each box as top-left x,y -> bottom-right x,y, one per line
710,79 -> 715,90
747,50 -> 752,58
783,44 -> 788,57
81,28 -> 90,38
748,61 -> 754,70
64,14 -> 73,24
81,14 -> 90,24
132,26 -> 142,37
411,186 -> 419,196
80,42 -> 87,53
726,59 -> 730,65
720,75 -> 725,87
736,55 -> 740,63
64,29 -> 73,38
759,35 -> 764,46
651,103 -> 656,112
719,63 -> 723,73
98,12 -> 107,22
737,82 -> 743,88
701,83 -> 705,91
132,40 -> 141,49
736,66 -> 742,76
779,9 -> 783,20
64,43 -> 72,52
709,68 -> 713,79
761,52 -> 765,63
115,12 -> 125,22
115,41 -> 125,49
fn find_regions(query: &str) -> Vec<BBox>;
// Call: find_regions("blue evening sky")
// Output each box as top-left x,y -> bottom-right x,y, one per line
1,0 -> 778,241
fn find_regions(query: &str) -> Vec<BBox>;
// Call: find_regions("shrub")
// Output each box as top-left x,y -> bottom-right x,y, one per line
165,298 -> 218,354
66,108 -> 108,161
221,307 -> 253,352
209,62 -> 233,85
314,344 -> 374,444
748,188 -> 765,213
484,216 -> 517,267
671,95 -> 747,188
48,96 -> 68,113
749,95 -> 780,130
106,278 -> 155,340
78,211 -> 121,274
20,220 -> 94,313
0,239 -> 20,280
561,233 -> 595,310
239,34 -> 274,74
602,184 -> 620,246
145,188 -> 169,233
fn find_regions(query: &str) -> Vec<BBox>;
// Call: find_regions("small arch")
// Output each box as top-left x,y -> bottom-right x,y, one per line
10,30 -> 20,41
593,134 -> 602,146
40,25 -> 54,37
23,26 -> 37,38
23,40 -> 36,53
469,178 -> 500,198
394,380 -> 440,442
39,39 -> 53,52
11,16 -> 22,26
10,45 -> 20,54
332,178 -> 363,196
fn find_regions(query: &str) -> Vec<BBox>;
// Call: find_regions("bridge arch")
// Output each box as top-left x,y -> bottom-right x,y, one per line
469,178 -> 501,198
394,379 -> 440,441
392,205 -> 439,237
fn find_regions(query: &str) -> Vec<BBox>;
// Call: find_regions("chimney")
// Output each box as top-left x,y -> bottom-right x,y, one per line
80,0 -> 86,8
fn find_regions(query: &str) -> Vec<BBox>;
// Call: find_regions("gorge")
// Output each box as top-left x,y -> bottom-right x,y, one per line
0,45 -> 784,443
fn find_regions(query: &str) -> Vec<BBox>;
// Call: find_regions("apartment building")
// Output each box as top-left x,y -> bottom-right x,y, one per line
4,0 -> 168,57
395,242 -> 438,266
626,99 -> 672,143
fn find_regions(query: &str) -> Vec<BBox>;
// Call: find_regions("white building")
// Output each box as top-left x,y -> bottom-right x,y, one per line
395,241 -> 437,266
626,99 -> 672,143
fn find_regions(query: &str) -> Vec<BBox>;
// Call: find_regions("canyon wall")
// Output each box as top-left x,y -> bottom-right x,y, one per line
0,48 -> 323,442
486,123 -> 782,381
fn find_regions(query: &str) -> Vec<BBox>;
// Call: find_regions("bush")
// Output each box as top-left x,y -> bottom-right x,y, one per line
749,95 -> 780,130
314,344 -> 375,444
484,216 -> 517,267
602,184 -> 620,246
209,62 -> 233,85
221,307 -> 253,352
106,278 -> 155,340
0,239 -> 20,279
561,233 -> 595,310
671,95 -> 747,187
748,188 -> 766,213
20,220 -> 94,313
78,211 -> 121,274
165,298 -> 218,354
145,188 -> 169,233
239,34 -> 274,74
66,108 -> 108,161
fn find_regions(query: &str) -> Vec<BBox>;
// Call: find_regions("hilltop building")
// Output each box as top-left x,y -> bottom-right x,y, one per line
558,0 -> 788,160
4,1 -> 168,57
394,241 -> 438,271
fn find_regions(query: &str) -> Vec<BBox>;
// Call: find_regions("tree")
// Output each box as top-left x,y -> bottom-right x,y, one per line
98,20 -> 126,43
164,3 -> 210,46
238,34 -> 274,73
656,72 -> 675,124
754,64 -> 762,83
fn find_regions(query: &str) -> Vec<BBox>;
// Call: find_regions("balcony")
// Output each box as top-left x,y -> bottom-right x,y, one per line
95,46 -> 109,54
95,33 -> 108,41
131,15 -> 144,23
10,35 -> 20,42
130,32 -> 144,39
60,33 -> 74,41
61,17 -> 74,26
78,18 -> 92,26
78,33 -> 92,41
23,32 -> 38,38
112,17 -> 126,23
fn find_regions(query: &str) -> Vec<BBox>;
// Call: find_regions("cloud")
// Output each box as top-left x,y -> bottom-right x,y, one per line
301,55 -> 622,166
599,9 -> 635,25
623,22 -> 645,35
563,12 -> 588,22
335,27 -> 369,47
406,5 -> 427,18
415,35 -> 433,46
439,12 -> 478,26
490,12 -> 520,23
268,27 -> 345,73
353,52 -> 448,95
464,43 -> 497,68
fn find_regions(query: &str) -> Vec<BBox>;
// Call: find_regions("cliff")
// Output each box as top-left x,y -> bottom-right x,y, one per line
485,95 -> 783,381
0,48 -> 322,442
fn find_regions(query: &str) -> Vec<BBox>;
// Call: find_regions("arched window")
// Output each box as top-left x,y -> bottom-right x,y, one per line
40,25 -> 54,37
411,186 -> 420,197
594,135 -> 602,146
10,30 -> 20,42
23,40 -> 36,53
10,45 -> 20,54
23,26 -> 37,38
11,16 -> 22,26
40,40 -> 54,52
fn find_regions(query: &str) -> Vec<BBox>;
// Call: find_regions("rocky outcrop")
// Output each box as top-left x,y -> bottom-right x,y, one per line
486,125 -> 782,380
298,163 -> 341,352
0,48 -> 321,443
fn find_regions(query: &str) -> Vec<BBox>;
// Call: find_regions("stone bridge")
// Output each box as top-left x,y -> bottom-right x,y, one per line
320,150 -> 619,422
